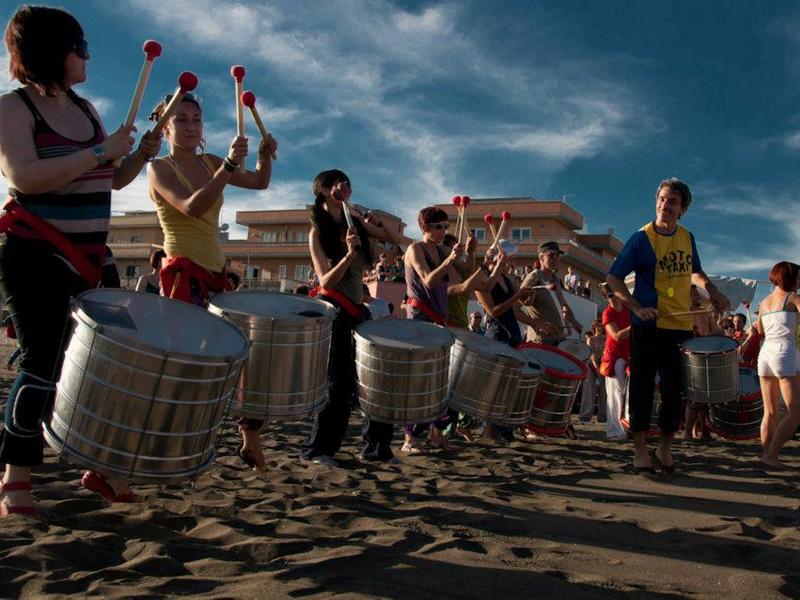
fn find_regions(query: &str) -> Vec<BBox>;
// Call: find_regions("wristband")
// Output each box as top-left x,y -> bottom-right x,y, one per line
223,157 -> 238,172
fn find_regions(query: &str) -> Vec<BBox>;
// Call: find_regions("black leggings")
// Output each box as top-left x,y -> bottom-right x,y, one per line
300,308 -> 393,461
0,237 -> 89,466
628,325 -> 693,434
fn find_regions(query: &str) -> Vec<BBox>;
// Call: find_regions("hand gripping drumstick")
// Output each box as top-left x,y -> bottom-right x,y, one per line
231,65 -> 246,171
113,40 -> 162,167
241,91 -> 278,160
151,72 -> 199,136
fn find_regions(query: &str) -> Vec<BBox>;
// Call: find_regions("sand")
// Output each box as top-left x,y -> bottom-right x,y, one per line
0,337 -> 799,599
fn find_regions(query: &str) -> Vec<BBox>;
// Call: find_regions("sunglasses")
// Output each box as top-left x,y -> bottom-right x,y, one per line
428,222 -> 449,231
72,39 -> 89,60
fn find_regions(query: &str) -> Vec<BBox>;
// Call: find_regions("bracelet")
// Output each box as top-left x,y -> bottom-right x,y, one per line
223,157 -> 239,172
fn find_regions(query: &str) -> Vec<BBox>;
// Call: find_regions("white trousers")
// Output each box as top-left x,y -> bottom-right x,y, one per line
604,358 -> 627,438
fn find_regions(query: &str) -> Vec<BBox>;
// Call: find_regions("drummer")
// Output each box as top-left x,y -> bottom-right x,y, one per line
607,178 -> 729,474
147,93 -> 278,472
302,169 -> 403,465
684,284 -> 724,443
519,241 -> 582,345
402,207 -> 464,452
0,6 -> 161,514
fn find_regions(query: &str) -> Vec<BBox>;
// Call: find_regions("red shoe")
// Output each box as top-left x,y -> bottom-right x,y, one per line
0,481 -> 39,518
81,471 -> 137,503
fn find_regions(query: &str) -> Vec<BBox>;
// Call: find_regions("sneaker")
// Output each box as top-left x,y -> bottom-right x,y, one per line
301,454 -> 338,466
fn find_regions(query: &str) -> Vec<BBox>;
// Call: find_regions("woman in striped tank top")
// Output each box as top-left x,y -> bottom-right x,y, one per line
0,6 -> 161,517
147,93 -> 277,472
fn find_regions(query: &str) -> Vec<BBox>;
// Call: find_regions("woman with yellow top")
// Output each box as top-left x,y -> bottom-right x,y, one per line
147,93 -> 277,471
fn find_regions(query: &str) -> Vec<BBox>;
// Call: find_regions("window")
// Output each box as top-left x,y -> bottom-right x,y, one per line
296,231 -> 309,243
261,231 -> 277,242
473,228 -> 486,241
125,265 -> 140,278
244,265 -> 260,279
510,228 -> 531,240
278,265 -> 287,279
295,265 -> 312,280
130,235 -> 144,243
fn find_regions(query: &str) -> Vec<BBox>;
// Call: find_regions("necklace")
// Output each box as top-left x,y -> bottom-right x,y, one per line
653,224 -> 678,298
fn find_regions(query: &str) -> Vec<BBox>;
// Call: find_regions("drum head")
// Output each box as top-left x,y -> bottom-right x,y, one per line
451,329 -> 526,365
558,339 -> 592,362
518,343 -> 588,379
355,319 -> 454,350
209,290 -> 336,321
681,335 -> 737,354
75,289 -> 249,359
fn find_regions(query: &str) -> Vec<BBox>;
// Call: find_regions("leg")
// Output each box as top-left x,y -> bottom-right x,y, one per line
238,418 -> 267,471
362,419 -> 395,461
654,329 -> 693,469
760,376 -> 780,449
605,359 -> 626,439
763,376 -> 800,466
629,326 -> 658,467
579,370 -> 596,420
684,403 -> 698,440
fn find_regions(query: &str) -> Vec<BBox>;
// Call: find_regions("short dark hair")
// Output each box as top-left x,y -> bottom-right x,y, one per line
226,271 -> 241,289
149,248 -> 166,270
443,233 -> 458,247
418,206 -> 448,231
733,313 -> 746,321
293,283 -> 310,295
769,261 -> 799,292
5,6 -> 84,96
656,177 -> 692,211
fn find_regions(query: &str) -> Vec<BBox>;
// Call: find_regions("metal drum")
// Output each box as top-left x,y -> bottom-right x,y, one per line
621,378 -> 661,436
518,343 -> 588,435
447,330 -> 535,425
558,339 -> 592,363
45,289 -> 249,483
354,319 -> 454,425
208,291 -> 336,420
681,335 -> 739,404
706,366 -> 763,440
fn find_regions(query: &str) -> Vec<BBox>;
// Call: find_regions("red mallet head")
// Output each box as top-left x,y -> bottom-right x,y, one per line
178,71 -> 198,93
501,211 -> 511,220
143,40 -> 162,61
483,213 -> 494,225
462,195 -> 471,207
451,195 -> 463,207
241,90 -> 256,108
231,65 -> 246,82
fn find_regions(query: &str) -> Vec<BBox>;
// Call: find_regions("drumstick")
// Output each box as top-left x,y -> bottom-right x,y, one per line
660,307 -> 714,318
151,72 -> 199,136
451,196 -> 463,241
491,211 -> 511,250
231,65 -> 246,171
113,40 -> 162,167
483,213 -> 497,241
461,196 -> 471,243
240,91 -> 278,160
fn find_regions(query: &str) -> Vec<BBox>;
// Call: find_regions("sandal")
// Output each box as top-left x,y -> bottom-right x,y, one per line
400,441 -> 424,454
81,471 -> 137,503
238,447 -> 267,472
651,450 -> 676,474
0,481 -> 38,518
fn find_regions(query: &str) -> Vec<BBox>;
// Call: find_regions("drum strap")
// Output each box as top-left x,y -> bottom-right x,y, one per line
312,287 -> 367,322
0,198 -> 102,287
407,297 -> 446,326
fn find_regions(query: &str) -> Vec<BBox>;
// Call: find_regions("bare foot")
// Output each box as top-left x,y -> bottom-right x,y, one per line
761,455 -> 784,468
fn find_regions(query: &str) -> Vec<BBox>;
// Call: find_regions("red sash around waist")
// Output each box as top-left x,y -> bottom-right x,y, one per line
311,286 -> 366,322
407,297 -> 446,326
160,256 -> 230,304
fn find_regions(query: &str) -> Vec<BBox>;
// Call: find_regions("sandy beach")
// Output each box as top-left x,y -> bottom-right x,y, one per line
1,337 -> 798,600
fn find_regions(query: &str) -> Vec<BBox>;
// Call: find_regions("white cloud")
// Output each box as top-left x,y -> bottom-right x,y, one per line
785,130 -> 800,149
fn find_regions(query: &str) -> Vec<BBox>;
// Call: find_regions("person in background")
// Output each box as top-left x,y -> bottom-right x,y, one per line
564,266 -> 578,292
731,313 -> 747,342
599,284 -> 631,440
579,319 -> 606,422
468,311 -> 485,335
135,248 -> 166,294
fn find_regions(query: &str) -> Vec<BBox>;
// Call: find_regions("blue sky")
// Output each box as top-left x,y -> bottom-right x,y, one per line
2,0 -> 799,282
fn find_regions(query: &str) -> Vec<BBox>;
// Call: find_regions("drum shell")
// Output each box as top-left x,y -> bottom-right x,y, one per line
355,326 -> 452,425
504,366 -> 541,425
622,381 -> 661,436
681,342 -> 739,404
447,340 -> 526,424
707,367 -> 763,440
45,295 -> 248,483
210,303 -> 334,420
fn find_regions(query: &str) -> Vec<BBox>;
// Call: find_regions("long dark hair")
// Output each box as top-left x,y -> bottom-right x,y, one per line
310,169 -> 373,265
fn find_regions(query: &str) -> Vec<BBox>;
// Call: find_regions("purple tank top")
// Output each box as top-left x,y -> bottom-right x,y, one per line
405,243 -> 448,321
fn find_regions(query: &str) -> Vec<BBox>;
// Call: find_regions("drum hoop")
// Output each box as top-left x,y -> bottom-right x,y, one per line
74,290 -> 251,364
702,413 -> 760,440
209,292 -> 337,323
517,342 -> 588,381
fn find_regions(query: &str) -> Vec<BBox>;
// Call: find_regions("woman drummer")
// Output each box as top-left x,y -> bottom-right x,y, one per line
147,93 -> 277,472
756,262 -> 800,467
0,6 -> 160,515
301,169 -> 402,465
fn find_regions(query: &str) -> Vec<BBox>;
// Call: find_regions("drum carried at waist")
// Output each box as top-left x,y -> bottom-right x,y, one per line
705,366 -> 763,440
208,291 -> 337,420
45,289 -> 249,483
518,342 -> 588,435
447,329 -> 540,425
354,319 -> 454,425
680,335 -> 739,404
557,339 -> 592,364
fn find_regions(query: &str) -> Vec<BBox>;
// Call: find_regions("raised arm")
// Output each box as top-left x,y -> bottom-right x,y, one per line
406,242 -> 462,290
309,226 -> 359,290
